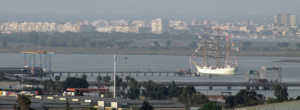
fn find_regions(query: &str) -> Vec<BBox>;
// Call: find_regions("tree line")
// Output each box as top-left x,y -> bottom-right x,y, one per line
0,32 -> 197,48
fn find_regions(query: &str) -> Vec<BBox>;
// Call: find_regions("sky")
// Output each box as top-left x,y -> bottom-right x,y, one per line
0,0 -> 299,23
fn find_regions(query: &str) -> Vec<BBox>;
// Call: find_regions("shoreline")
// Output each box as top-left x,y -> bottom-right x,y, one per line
0,47 -> 300,57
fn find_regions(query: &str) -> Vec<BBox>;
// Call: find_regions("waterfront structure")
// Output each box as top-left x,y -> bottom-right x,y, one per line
151,18 -> 169,34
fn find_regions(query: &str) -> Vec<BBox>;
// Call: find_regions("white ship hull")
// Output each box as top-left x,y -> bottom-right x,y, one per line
195,65 -> 238,75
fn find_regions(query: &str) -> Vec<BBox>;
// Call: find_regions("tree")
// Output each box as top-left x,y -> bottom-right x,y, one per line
62,77 -> 89,90
65,100 -> 73,110
274,85 -> 288,102
103,76 -> 111,87
121,82 -> 128,97
0,72 -> 4,80
81,74 -> 87,81
128,78 -> 140,99
199,102 -> 222,110
276,42 -> 289,48
55,76 -> 60,86
140,101 -> 154,110
179,86 -> 196,109
1,35 -> 9,48
125,76 -> 130,83
266,97 -> 277,104
28,32 -> 39,47
17,95 -> 32,110
36,88 -> 43,95
116,76 -> 123,93
225,96 -> 236,108
296,43 -> 300,49
151,41 -> 160,49
97,75 -> 102,88
190,93 -> 208,105
165,40 -> 171,49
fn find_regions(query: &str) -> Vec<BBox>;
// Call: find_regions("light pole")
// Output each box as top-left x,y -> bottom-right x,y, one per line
113,54 -> 117,98
123,57 -> 127,77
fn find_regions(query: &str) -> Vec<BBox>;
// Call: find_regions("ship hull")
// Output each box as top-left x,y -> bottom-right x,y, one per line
195,65 -> 238,75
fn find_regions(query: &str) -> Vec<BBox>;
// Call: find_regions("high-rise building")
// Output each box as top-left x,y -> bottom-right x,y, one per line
290,14 -> 297,26
273,13 -> 297,26
151,18 -> 169,34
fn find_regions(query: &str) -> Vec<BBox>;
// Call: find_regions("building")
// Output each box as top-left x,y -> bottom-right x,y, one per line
289,14 -> 297,27
151,18 -> 169,34
274,13 -> 297,26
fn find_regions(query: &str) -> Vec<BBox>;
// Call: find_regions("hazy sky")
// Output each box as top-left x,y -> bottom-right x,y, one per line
1,0 -> 299,22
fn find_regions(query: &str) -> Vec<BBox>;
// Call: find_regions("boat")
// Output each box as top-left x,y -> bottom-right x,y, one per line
190,29 -> 239,75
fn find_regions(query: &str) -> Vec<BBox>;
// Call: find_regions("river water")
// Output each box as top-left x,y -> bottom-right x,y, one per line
1,53 -> 300,98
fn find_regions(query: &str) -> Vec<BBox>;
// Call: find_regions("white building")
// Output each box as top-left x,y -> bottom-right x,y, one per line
151,18 -> 169,34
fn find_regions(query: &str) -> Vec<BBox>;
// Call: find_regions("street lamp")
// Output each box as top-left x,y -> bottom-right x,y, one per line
113,54 -> 117,98
124,57 -> 128,76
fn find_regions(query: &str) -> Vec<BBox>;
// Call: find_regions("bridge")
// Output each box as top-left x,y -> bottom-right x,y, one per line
47,71 -> 195,77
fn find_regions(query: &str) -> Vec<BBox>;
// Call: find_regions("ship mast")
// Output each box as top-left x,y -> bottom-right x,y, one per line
202,28 -> 208,67
215,28 -> 220,67
225,34 -> 230,66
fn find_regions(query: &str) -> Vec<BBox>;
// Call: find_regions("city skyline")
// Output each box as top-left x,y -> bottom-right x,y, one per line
1,0 -> 300,23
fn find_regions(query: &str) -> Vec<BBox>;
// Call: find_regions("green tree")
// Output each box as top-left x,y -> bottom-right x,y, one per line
165,40 -> 171,49
62,77 -> 89,90
0,72 -> 4,80
97,75 -> 102,88
125,76 -> 130,83
140,101 -> 154,110
296,43 -> 300,49
28,32 -> 39,46
36,88 -> 43,95
274,85 -> 288,102
1,35 -> 9,48
55,76 -> 60,86
199,102 -> 222,110
17,95 -> 32,110
81,74 -> 87,81
190,93 -> 208,105
128,78 -> 140,99
225,96 -> 236,108
151,41 -> 160,49
266,97 -> 277,104
179,86 -> 196,109
121,82 -> 128,97
276,42 -> 289,48
116,76 -> 123,94
103,76 -> 111,87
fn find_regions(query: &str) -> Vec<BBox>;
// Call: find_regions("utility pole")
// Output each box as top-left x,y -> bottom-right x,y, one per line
113,54 -> 117,98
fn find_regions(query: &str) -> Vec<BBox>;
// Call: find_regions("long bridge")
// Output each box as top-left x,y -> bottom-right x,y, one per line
47,71 -> 195,77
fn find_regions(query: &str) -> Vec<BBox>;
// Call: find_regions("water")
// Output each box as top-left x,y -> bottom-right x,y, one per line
1,53 -> 300,97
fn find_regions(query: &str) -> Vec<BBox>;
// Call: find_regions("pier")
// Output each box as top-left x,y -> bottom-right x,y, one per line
47,71 -> 194,77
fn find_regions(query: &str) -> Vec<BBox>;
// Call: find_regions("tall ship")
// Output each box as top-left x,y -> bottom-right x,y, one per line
190,29 -> 239,75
